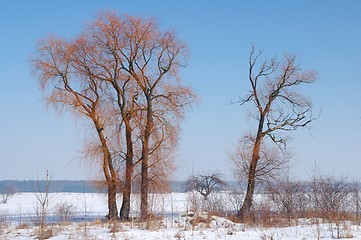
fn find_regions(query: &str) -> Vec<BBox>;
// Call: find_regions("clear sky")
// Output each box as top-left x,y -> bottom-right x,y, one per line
1,1 -> 360,181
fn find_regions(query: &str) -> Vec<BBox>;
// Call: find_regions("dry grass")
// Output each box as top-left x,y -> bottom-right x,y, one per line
109,220 -> 123,233
89,218 -> 105,226
226,214 -> 242,224
36,228 -> 53,239
0,211 -> 8,236
0,213 -> 359,240
16,223 -> 31,229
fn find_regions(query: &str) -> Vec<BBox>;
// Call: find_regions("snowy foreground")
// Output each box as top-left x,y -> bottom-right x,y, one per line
1,192 -> 361,239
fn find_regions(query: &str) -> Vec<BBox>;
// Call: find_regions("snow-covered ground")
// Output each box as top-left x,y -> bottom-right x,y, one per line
0,192 -> 361,239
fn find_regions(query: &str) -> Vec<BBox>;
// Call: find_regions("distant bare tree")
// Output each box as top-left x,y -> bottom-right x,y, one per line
0,186 -> 15,204
185,173 -> 226,201
236,47 -> 317,219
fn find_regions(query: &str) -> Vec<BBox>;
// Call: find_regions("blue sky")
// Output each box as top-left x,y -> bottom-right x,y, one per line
1,1 -> 360,180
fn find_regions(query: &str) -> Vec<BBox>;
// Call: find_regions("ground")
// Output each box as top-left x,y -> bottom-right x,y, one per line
0,192 -> 360,239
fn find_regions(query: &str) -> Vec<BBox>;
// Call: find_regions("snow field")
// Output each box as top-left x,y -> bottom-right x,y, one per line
0,192 -> 361,239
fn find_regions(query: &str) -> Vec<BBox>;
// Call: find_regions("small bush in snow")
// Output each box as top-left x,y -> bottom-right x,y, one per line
55,201 -> 76,223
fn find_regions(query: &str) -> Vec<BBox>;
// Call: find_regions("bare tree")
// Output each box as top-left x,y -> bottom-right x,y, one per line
185,173 -> 226,201
237,47 -> 317,219
32,36 -> 119,221
34,170 -> 53,239
267,177 -> 301,226
0,186 -> 15,204
64,16 -> 141,221
55,201 -> 76,223
104,14 -> 196,220
317,176 -> 351,238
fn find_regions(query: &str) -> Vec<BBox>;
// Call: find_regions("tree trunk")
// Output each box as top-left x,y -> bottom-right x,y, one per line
107,176 -> 118,221
119,166 -> 132,220
96,125 -> 118,221
120,120 -> 134,220
119,160 -> 133,220
108,149 -> 119,222
238,144 -> 259,219
140,151 -> 149,220
238,115 -> 264,220
140,95 -> 152,220
101,154 -> 118,221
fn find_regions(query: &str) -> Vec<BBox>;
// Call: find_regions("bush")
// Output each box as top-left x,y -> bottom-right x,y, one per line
55,201 -> 76,223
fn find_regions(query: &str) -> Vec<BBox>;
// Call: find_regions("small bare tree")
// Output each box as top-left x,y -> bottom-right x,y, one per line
34,170 -> 53,239
55,201 -> 76,223
267,177 -> 301,226
236,47 -> 317,219
317,176 -> 351,238
185,173 -> 226,201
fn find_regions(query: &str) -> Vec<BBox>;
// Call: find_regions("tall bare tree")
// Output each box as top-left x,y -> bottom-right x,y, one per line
103,14 -> 196,219
32,37 -> 119,221
67,16 -> 142,220
237,47 -> 317,219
